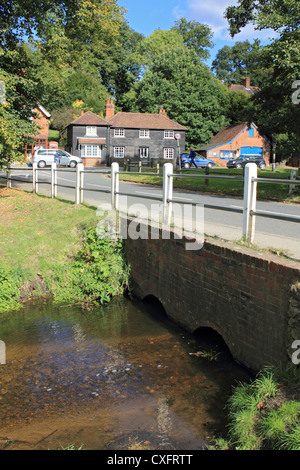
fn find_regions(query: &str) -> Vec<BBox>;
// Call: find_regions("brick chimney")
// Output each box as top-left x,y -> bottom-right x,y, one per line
105,98 -> 115,120
242,77 -> 251,89
159,107 -> 167,117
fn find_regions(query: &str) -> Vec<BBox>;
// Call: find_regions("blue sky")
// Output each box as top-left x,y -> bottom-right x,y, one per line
119,0 -> 277,67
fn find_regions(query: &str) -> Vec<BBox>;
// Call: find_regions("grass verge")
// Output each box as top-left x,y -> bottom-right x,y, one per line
0,186 -> 129,313
212,365 -> 300,450
119,167 -> 300,202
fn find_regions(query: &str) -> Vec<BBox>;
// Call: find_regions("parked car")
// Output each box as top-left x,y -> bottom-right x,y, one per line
32,149 -> 82,168
180,152 -> 215,169
227,156 -> 267,169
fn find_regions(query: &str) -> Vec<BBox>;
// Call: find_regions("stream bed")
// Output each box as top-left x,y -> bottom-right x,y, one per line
0,296 -> 251,450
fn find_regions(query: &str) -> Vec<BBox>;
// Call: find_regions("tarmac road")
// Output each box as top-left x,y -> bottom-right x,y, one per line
1,167 -> 300,261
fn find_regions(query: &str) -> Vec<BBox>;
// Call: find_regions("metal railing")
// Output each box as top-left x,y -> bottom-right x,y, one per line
2,161 -> 300,244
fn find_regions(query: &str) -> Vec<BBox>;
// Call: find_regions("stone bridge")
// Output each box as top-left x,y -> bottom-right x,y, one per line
123,217 -> 300,372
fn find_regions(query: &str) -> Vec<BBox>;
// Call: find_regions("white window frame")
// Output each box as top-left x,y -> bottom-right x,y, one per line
139,147 -> 149,159
114,128 -> 125,137
163,148 -> 174,159
164,130 -> 174,139
139,129 -> 150,138
114,146 -> 125,158
86,126 -> 97,136
81,144 -> 101,158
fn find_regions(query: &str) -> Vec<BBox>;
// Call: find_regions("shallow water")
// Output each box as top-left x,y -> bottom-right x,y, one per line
0,297 -> 251,450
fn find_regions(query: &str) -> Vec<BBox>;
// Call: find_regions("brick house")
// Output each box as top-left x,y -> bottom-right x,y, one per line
197,122 -> 271,167
228,76 -> 260,96
66,99 -> 187,166
25,104 -> 51,159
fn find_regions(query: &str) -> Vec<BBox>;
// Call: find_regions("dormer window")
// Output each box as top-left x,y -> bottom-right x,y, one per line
86,126 -> 97,136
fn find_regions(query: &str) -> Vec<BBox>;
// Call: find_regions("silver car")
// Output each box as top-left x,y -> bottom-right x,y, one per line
32,149 -> 83,168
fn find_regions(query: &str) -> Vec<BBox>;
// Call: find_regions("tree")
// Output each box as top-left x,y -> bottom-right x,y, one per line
212,39 -> 267,87
225,0 -> 300,161
134,47 -> 229,146
172,17 -> 214,61
0,0 -> 126,165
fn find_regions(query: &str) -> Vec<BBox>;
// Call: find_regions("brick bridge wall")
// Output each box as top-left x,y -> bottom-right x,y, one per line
123,218 -> 300,372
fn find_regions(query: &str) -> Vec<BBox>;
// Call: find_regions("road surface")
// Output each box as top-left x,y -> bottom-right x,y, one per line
1,167 -> 300,261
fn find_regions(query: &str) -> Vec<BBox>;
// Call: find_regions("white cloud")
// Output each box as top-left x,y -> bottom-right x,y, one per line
173,0 -> 277,43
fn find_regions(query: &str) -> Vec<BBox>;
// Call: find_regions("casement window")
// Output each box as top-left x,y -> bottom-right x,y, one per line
220,150 -> 235,160
139,147 -> 149,159
163,148 -> 174,159
86,126 -> 97,136
114,146 -> 125,158
248,128 -> 254,137
114,128 -> 125,137
81,144 -> 101,157
139,129 -> 150,138
164,130 -> 174,139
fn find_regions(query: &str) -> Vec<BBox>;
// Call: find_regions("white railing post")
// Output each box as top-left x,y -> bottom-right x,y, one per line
75,163 -> 84,205
51,162 -> 56,198
111,162 -> 119,210
163,163 -> 173,225
243,163 -> 257,243
289,169 -> 297,195
32,162 -> 38,193
7,164 -> 11,188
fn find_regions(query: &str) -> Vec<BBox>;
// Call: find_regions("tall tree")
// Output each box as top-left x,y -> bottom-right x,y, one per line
0,0 -> 126,165
225,0 -> 300,161
172,17 -> 214,61
134,47 -> 229,147
212,39 -> 267,86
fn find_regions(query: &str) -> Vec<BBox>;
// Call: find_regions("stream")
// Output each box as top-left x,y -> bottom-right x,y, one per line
0,296 -> 251,450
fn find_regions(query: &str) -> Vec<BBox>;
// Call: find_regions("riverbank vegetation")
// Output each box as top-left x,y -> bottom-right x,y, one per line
213,365 -> 300,450
0,186 -> 129,313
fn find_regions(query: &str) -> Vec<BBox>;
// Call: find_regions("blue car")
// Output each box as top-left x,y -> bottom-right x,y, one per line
180,152 -> 215,169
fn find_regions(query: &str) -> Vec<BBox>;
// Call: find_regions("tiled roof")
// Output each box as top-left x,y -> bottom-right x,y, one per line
108,112 -> 188,130
69,111 -> 108,126
196,122 -> 250,151
209,122 -> 249,146
228,84 -> 260,96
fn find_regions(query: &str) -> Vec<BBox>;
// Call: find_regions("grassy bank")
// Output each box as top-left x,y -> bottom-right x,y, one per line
119,167 -> 300,202
213,365 -> 300,450
0,186 -> 129,313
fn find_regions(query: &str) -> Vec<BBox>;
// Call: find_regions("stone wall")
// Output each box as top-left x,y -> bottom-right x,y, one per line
123,218 -> 300,372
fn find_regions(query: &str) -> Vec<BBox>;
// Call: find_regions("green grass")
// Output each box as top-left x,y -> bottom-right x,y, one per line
223,366 -> 300,450
48,129 -> 60,141
0,187 -> 129,312
119,167 -> 300,202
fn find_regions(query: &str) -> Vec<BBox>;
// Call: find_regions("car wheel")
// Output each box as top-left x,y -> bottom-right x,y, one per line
259,163 -> 266,169
184,162 -> 190,169
236,163 -> 242,169
69,160 -> 77,168
207,163 -> 213,168
38,160 -> 46,168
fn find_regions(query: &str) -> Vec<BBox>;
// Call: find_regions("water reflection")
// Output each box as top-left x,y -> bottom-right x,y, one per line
0,297 -> 251,450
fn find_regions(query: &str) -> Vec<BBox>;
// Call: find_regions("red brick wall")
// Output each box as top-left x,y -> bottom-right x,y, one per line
206,125 -> 271,168
33,108 -> 49,137
123,218 -> 300,372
